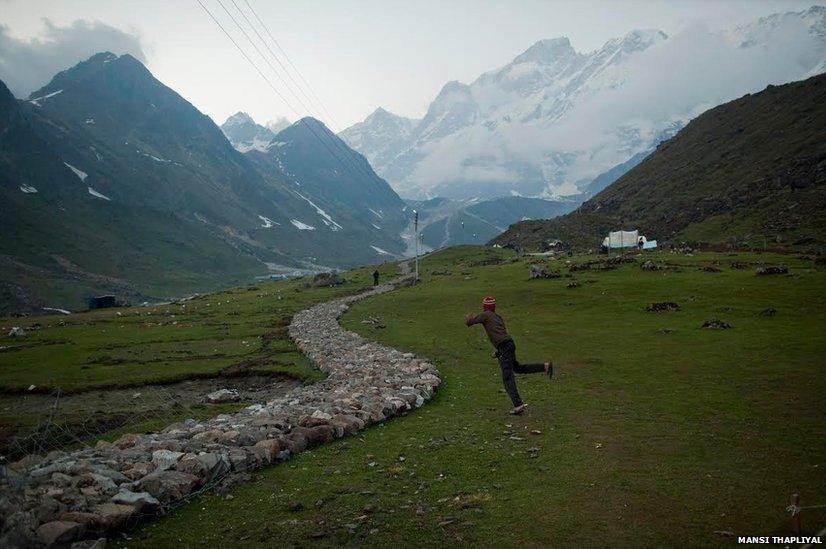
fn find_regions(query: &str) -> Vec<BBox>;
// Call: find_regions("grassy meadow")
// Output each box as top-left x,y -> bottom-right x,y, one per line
111,246 -> 826,547
0,262 -> 398,452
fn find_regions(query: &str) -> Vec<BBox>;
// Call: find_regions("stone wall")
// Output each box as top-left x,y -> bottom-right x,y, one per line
0,277 -> 441,547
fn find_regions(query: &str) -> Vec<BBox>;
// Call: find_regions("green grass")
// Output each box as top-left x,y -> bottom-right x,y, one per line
0,262 -> 398,444
0,263 -> 396,392
118,246 -> 826,547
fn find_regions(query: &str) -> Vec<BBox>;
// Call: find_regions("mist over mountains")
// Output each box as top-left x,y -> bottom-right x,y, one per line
341,6 -> 826,200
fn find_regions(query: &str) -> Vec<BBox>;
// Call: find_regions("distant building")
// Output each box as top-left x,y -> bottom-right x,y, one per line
88,295 -> 116,309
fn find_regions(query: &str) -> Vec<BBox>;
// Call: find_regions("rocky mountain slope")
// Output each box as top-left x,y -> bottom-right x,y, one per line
407,196 -> 576,249
338,107 -> 418,176
491,74 -> 826,251
244,117 -> 409,258
0,53 -> 408,312
220,111 -> 277,152
341,6 -> 826,200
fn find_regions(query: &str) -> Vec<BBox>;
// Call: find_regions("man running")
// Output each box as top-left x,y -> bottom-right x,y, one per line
465,296 -> 552,414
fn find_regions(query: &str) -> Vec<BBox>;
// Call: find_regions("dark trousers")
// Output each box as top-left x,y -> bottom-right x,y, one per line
496,339 -> 544,407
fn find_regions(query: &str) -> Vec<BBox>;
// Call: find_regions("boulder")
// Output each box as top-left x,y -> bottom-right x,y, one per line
205,389 -> 240,403
252,439 -> 282,463
135,470 -> 200,503
111,489 -> 159,511
529,264 -> 560,279
645,302 -> 680,313
197,452 -> 231,482
305,425 -> 335,446
59,511 -> 101,529
227,448 -> 250,472
175,453 -> 206,477
306,272 -> 344,288
8,326 -> 26,338
151,449 -> 183,471
122,461 -> 153,481
93,503 -> 136,530
701,318 -> 732,330
36,521 -> 85,545
755,265 -> 788,275
113,433 -> 141,450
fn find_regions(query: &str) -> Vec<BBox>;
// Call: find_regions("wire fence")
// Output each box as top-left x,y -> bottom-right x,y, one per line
2,380 -> 254,463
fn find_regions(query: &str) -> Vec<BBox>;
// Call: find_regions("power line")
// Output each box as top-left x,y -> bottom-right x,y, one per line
214,0 -> 375,184
222,0 -> 318,121
242,0 -> 343,132
227,0 -> 379,183
223,0 -> 377,182
197,0 -> 370,183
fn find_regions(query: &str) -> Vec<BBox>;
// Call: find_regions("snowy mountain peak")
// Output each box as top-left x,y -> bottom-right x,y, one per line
435,80 -> 473,100
339,108 -> 419,169
220,112 -> 275,153
224,111 -> 256,127
730,4 -> 826,47
618,29 -> 668,52
341,7 -> 826,200
513,37 -> 576,64
366,106 -> 399,121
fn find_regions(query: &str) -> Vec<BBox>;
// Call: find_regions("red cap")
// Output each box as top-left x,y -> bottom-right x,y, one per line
482,296 -> 496,310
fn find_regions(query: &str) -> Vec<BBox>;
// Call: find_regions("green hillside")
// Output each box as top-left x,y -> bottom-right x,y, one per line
493,74 -> 826,252
1,53 -> 411,313
42,244 -> 818,546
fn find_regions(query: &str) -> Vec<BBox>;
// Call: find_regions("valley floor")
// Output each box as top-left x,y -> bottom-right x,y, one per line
0,263 -> 398,457
98,246 -> 825,547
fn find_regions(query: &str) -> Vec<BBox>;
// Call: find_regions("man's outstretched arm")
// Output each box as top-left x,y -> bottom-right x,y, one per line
466,312 -> 483,326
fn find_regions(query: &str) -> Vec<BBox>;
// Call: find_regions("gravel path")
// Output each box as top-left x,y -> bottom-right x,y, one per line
0,270 -> 442,547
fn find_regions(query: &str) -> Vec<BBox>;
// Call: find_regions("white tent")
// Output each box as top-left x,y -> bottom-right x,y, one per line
602,230 -> 639,249
602,230 -> 657,249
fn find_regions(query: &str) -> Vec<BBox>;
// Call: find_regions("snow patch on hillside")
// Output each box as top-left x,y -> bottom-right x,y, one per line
294,192 -> 343,231
137,150 -> 170,163
258,215 -> 278,228
64,162 -> 88,182
87,187 -> 111,201
29,89 -> 63,107
291,219 -> 316,231
371,245 -> 392,256
236,137 -> 274,153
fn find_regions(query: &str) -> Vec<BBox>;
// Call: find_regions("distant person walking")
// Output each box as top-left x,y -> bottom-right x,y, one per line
372,269 -> 380,286
466,296 -> 552,415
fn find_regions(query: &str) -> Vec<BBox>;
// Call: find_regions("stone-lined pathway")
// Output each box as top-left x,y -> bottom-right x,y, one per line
0,272 -> 441,547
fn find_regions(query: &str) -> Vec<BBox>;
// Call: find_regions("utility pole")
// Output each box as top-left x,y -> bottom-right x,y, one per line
413,209 -> 419,282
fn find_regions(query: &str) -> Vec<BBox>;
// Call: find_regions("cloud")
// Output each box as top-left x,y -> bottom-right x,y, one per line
397,8 -> 826,198
0,19 -> 146,98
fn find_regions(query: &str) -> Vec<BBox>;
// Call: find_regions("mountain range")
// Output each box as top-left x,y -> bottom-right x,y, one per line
408,196 -> 576,250
491,73 -> 826,251
340,6 -> 826,200
0,53 -> 409,312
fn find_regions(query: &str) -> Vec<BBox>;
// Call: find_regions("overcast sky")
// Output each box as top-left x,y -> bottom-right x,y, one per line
0,0 -> 819,129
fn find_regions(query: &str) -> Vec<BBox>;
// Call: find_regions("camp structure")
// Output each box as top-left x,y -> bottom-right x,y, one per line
602,230 -> 657,249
